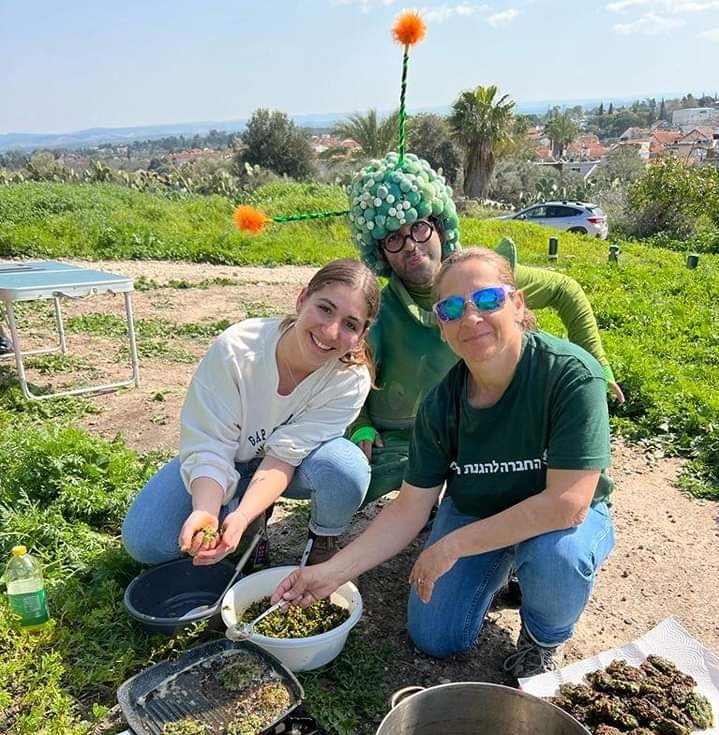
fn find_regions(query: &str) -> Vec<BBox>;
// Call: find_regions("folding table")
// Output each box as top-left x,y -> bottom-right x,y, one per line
0,260 -> 140,400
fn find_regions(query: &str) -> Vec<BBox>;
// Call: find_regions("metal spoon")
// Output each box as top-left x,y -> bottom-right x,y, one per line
179,528 -> 264,620
226,599 -> 288,640
225,536 -> 314,639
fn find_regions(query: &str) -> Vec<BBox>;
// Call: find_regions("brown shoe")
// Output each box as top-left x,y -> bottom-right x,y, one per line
306,533 -> 339,566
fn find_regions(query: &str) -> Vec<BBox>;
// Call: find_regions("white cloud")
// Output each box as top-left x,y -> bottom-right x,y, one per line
663,0 -> 719,11
458,2 -> 489,15
614,11 -> 686,32
420,3 -> 488,23
607,0 -> 649,10
487,7 -> 519,26
701,25 -> 719,37
607,0 -> 719,12
330,0 -> 397,10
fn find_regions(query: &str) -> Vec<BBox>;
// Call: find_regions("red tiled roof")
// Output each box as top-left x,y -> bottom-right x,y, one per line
652,130 -> 682,145
679,127 -> 715,141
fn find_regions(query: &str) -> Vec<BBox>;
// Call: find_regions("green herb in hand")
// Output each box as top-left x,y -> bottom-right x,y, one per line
200,526 -> 218,543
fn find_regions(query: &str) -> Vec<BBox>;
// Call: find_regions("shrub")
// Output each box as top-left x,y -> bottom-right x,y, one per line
626,156 -> 719,238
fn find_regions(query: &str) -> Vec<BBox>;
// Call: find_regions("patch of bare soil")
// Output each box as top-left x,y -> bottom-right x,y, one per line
13,259 -> 719,707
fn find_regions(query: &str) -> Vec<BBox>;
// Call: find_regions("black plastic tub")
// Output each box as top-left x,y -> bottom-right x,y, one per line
124,557 -> 237,635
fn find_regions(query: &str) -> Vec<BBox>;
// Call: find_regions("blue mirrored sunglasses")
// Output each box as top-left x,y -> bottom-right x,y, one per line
433,285 -> 514,323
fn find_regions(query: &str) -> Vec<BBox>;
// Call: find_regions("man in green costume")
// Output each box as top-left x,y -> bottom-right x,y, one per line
346,152 -> 623,507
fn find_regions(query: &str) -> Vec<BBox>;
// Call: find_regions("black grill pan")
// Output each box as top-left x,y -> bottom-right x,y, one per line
117,639 -> 304,735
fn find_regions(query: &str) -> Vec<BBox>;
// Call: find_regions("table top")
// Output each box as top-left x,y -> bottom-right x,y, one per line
0,260 -> 133,301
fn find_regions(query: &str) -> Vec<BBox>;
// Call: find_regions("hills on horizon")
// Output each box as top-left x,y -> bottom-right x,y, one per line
0,93 -> 684,153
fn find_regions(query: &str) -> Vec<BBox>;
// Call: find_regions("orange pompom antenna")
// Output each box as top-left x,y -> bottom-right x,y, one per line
392,10 -> 427,46
233,204 -> 269,234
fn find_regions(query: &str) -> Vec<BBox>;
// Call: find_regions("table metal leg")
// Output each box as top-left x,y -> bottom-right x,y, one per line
53,297 -> 67,354
124,291 -> 140,388
0,298 -> 67,362
2,291 -> 141,400
4,301 -> 33,400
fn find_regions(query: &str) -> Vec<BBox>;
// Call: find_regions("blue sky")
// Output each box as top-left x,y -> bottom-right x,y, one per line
1,0 -> 718,134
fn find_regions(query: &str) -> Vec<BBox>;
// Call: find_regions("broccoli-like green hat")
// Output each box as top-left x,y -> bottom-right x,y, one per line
231,9 -> 462,271
347,152 -> 460,277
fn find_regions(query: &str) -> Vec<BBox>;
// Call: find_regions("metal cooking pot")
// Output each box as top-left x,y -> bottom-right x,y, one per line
375,682 -> 590,735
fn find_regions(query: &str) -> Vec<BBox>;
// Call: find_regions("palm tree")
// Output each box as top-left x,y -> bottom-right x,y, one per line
448,85 -> 515,199
333,109 -> 400,158
544,111 -> 579,159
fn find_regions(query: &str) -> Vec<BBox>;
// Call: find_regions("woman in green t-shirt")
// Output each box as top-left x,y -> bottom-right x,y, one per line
272,246 -> 615,678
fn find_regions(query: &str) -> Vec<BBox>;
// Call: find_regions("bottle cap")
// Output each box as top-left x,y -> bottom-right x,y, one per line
11,545 -> 27,557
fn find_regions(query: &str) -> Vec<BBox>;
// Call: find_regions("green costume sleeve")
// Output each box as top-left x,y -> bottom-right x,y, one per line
349,316 -> 383,440
515,263 -> 616,384
349,402 -> 375,440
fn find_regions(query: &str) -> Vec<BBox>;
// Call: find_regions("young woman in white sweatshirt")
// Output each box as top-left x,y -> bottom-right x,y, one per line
122,258 -> 379,567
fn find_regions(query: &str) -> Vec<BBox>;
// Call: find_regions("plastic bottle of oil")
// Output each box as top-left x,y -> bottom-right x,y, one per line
4,545 -> 50,630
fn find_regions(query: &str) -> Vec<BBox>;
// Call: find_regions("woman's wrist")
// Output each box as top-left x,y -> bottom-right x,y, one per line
440,529 -> 466,562
233,507 -> 251,529
326,547 -> 360,584
190,477 -> 225,515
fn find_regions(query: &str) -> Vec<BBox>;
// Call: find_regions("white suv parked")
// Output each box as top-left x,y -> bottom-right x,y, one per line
498,201 -> 608,239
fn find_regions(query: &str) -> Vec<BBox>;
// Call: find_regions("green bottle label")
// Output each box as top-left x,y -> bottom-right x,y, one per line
9,588 -> 50,627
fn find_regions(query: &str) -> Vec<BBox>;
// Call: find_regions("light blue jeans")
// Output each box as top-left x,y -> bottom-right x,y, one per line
122,438 -> 370,565
407,496 -> 615,658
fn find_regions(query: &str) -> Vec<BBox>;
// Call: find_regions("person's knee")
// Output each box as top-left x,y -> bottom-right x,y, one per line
407,598 -> 474,658
121,517 -> 153,564
308,438 -> 370,505
407,617 -> 473,658
121,513 -> 178,566
520,531 -> 594,582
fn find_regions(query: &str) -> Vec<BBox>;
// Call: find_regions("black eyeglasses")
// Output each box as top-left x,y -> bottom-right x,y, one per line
382,219 -> 435,254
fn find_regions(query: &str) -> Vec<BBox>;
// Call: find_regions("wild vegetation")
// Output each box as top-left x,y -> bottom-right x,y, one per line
0,300 -> 392,735
0,181 -> 354,264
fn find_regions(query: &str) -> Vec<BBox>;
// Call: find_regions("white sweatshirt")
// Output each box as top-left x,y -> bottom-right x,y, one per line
179,318 -> 371,504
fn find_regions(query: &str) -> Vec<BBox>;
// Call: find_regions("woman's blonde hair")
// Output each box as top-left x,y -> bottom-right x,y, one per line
433,247 -> 537,331
280,258 -> 380,382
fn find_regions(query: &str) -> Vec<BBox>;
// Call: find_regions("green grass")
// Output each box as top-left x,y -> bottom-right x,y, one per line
134,275 -> 246,291
0,182 -> 354,265
25,355 -> 98,377
60,314 -> 234,364
298,630 -> 397,735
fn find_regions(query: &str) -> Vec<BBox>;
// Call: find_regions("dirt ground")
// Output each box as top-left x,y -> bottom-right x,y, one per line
9,258 -> 719,709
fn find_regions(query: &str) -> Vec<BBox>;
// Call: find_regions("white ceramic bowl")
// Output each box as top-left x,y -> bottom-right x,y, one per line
221,565 -> 363,672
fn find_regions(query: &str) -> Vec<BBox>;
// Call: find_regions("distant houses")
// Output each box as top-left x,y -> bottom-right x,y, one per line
528,118 -> 719,175
309,134 -> 360,156
671,107 -> 719,131
534,159 -> 601,179
614,125 -> 718,166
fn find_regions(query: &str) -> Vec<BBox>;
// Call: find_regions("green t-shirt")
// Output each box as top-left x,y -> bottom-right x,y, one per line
405,330 -> 613,518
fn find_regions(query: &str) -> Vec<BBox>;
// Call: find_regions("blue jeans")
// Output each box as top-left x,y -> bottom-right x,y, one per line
407,497 -> 615,658
122,438 -> 370,565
